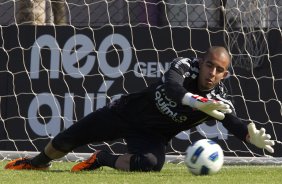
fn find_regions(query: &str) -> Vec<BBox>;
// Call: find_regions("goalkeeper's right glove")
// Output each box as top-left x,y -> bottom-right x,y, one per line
182,92 -> 232,120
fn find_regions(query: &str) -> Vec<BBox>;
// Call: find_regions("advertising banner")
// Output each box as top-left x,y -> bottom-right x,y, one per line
1,26 -> 281,156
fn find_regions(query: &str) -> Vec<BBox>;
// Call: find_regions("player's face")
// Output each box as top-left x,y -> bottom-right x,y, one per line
198,52 -> 230,91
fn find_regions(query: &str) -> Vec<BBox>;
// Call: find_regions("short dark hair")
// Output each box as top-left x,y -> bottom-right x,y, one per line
203,46 -> 231,69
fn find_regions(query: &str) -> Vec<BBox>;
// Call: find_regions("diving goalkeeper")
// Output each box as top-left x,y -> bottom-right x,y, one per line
5,46 -> 275,172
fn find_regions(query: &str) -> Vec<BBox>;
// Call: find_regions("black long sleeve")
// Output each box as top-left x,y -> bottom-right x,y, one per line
221,113 -> 248,141
163,57 -> 199,104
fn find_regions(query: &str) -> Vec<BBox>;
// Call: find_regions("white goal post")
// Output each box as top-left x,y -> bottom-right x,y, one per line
0,0 -> 282,165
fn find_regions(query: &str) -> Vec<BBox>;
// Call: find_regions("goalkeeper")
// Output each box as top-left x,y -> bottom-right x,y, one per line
5,46 -> 275,172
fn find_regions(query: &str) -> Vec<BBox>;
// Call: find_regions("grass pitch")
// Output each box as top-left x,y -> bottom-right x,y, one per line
1,161 -> 282,184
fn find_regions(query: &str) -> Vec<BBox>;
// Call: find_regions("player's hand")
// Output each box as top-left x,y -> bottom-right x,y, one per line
247,122 -> 275,153
182,93 -> 232,120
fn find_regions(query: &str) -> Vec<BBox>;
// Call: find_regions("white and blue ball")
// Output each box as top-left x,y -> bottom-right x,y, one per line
184,139 -> 224,175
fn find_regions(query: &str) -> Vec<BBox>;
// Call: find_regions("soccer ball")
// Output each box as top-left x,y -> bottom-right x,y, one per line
184,139 -> 224,175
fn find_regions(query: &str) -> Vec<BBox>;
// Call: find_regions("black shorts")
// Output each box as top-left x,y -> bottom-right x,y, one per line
52,105 -> 167,161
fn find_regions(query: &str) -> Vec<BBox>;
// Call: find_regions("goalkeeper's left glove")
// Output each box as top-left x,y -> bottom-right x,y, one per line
247,122 -> 275,153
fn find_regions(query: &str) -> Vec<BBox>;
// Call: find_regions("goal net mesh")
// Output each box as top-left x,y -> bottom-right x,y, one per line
0,0 -> 282,164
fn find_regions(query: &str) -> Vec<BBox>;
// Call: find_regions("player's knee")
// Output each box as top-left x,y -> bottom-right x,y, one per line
130,153 -> 161,172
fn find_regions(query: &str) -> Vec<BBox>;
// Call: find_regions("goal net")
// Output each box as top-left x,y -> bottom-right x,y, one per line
0,0 -> 281,164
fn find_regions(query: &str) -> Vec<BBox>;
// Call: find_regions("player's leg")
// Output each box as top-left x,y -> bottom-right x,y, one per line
51,0 -> 67,25
125,135 -> 166,171
101,135 -> 166,172
16,0 -> 46,25
72,135 -> 166,172
71,150 -> 121,171
5,106 -> 126,170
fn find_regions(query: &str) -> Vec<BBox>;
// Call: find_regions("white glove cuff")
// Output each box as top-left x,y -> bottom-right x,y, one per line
182,92 -> 196,107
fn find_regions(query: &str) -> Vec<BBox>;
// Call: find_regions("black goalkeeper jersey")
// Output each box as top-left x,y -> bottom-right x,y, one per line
111,57 -> 248,142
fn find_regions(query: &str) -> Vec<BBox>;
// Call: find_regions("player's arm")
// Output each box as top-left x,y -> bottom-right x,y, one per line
162,57 -> 192,102
221,113 -> 275,153
163,58 -> 231,120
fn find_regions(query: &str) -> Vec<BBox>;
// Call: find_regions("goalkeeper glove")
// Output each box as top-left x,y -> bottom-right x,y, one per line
182,92 -> 232,120
247,122 -> 275,153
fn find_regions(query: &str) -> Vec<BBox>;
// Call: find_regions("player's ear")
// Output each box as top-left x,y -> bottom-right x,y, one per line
223,70 -> 230,79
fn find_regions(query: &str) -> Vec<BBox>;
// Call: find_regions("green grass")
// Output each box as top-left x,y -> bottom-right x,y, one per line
1,161 -> 282,184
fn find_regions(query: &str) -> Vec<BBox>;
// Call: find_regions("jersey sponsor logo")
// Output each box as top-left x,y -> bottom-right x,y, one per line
154,85 -> 187,123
